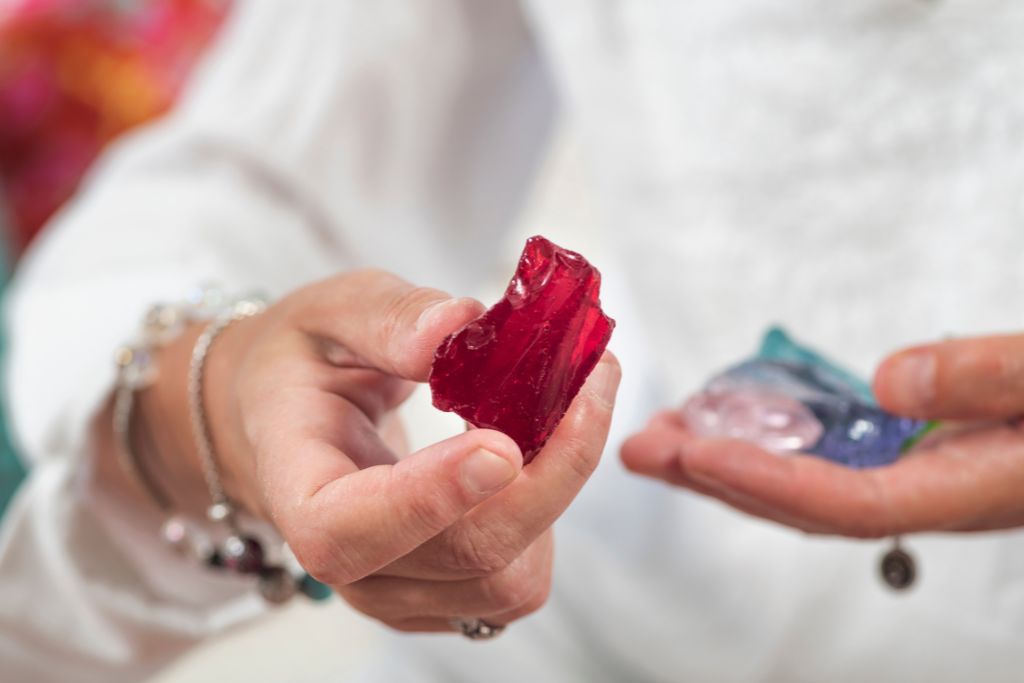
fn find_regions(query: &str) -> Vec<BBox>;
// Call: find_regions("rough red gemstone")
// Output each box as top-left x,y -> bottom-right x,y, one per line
429,235 -> 615,463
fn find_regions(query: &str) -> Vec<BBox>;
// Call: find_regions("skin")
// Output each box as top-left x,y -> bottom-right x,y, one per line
621,334 -> 1024,537
93,269 -> 621,632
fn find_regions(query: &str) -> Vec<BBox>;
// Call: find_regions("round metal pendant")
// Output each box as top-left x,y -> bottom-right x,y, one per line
880,545 -> 917,591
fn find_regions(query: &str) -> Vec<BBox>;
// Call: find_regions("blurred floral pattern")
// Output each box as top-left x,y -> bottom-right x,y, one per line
0,0 -> 229,516
0,0 -> 230,253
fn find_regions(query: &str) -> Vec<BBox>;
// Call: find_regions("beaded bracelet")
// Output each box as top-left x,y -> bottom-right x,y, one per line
113,287 -> 331,603
114,291 -> 219,560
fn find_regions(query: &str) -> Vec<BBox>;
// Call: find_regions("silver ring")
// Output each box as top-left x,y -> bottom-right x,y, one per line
450,617 -> 505,640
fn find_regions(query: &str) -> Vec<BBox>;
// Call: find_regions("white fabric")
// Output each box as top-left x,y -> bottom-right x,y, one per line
2,0 -> 1024,681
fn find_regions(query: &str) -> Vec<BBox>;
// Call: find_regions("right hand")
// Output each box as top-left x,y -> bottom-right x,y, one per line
145,269 -> 620,632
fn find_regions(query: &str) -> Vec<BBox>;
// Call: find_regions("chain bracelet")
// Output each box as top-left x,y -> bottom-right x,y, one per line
187,297 -> 266,527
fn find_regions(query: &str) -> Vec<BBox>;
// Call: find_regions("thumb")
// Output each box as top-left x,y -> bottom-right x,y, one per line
873,333 -> 1024,419
287,429 -> 523,585
295,268 -> 485,380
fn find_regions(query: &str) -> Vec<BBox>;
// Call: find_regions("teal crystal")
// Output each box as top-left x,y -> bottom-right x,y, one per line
757,327 -> 875,404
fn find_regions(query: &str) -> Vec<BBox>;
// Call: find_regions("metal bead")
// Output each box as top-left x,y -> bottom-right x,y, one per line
161,518 -> 220,563
880,544 -> 917,591
233,298 -> 265,318
116,345 -> 156,389
160,517 -> 189,550
186,284 -> 228,318
206,502 -> 234,523
114,345 -> 135,369
258,567 -> 298,604
143,304 -> 186,344
222,535 -> 265,574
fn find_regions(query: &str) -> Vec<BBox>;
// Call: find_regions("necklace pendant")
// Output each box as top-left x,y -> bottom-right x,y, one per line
880,538 -> 917,591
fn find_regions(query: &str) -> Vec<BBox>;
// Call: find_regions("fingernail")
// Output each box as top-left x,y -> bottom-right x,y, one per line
415,298 -> 457,334
888,351 -> 936,409
588,360 -> 621,408
461,449 -> 517,494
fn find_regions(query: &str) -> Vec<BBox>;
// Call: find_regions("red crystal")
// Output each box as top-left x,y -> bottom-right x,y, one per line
429,236 -> 615,463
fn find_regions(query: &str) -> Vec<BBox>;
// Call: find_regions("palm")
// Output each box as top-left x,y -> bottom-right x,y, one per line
625,333 -> 1024,538
239,338 -> 416,506
623,412 -> 1024,538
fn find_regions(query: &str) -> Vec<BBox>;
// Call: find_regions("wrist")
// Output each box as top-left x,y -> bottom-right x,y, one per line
203,312 -> 267,519
134,322 -> 209,515
100,292 -> 332,604
134,314 -> 268,521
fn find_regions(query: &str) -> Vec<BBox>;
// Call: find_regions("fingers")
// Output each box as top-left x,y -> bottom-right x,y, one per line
341,532 -> 553,626
294,269 -> 485,381
676,439 -> 896,536
313,350 -> 417,421
675,421 -> 1024,536
387,353 -> 621,579
874,333 -> 1024,420
620,409 -> 692,481
620,412 -> 835,533
266,425 -> 523,586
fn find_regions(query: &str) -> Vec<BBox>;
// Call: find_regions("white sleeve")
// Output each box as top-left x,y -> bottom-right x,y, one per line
0,1 -> 555,681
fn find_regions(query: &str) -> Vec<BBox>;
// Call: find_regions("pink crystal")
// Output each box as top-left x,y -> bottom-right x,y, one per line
680,386 -> 824,452
429,236 -> 615,463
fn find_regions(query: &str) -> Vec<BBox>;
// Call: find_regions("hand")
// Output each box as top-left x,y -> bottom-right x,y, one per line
620,334 -> 1024,538
138,269 -> 621,631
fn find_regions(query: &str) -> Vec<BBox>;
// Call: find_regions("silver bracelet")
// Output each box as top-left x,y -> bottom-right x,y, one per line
187,296 -> 333,604
187,297 -> 266,528
113,293 -> 223,560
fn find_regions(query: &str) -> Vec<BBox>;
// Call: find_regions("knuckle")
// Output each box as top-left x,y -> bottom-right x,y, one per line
379,286 -> 445,347
285,508 -> 362,586
336,267 -> 397,296
350,266 -> 391,281
559,432 -> 602,481
337,583 -> 376,616
520,581 -> 552,616
577,382 -> 615,423
994,351 -> 1024,403
500,582 -> 552,623
558,389 -> 611,451
444,523 -> 515,576
969,350 -> 1009,388
483,573 -> 534,613
290,537 -> 346,585
401,486 -> 459,538
341,581 -> 419,623
955,346 -> 1024,410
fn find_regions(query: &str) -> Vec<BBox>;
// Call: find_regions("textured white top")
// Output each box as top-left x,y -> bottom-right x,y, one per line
2,1 -> 1024,681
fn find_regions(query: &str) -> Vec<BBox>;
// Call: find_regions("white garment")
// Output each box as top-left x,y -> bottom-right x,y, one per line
2,1 -> 1024,681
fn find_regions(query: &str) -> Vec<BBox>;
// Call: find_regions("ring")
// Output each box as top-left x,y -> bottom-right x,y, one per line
450,617 -> 505,640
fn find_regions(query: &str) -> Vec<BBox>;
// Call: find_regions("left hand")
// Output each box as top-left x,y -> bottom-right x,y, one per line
621,333 -> 1024,538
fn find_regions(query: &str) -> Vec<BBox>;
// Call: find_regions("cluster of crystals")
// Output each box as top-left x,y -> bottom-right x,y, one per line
681,327 -> 927,468
430,236 -> 615,462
